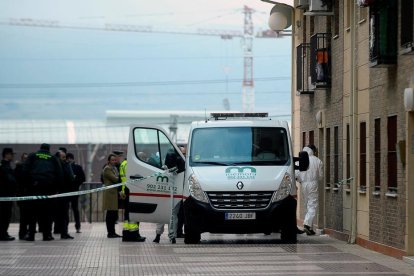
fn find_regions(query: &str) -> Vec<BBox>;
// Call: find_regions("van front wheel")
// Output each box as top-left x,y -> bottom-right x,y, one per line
184,223 -> 201,244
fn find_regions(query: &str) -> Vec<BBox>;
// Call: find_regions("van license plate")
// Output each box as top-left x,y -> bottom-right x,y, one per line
225,212 -> 256,220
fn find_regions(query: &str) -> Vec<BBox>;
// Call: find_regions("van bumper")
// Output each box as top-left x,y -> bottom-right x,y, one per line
183,194 -> 297,234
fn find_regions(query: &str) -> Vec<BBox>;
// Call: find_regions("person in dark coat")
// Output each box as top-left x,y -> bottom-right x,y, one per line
102,153 -> 121,238
15,152 -> 29,240
0,147 -> 17,241
55,150 -> 75,239
66,152 -> 85,233
23,143 -> 63,241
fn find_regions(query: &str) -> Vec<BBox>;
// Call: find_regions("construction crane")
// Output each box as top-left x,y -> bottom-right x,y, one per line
242,6 -> 255,112
1,6 -> 289,112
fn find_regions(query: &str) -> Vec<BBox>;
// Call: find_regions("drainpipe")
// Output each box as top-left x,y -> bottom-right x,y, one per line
349,0 -> 358,244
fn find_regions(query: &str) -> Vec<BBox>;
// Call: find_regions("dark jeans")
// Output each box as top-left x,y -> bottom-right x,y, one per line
69,196 -> 81,230
176,201 -> 184,236
18,202 -> 29,238
0,201 -> 12,237
57,198 -> 70,235
27,199 -> 53,238
105,210 -> 118,235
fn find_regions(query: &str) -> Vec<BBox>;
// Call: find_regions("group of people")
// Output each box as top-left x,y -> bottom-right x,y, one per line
0,144 -> 85,241
1,142 -> 322,243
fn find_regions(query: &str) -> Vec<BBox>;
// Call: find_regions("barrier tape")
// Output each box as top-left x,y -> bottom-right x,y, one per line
0,170 -> 170,202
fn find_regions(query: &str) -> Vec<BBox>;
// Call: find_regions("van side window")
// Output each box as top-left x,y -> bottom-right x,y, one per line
133,127 -> 178,169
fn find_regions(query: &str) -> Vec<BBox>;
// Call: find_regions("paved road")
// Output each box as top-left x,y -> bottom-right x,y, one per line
1,222 -> 414,276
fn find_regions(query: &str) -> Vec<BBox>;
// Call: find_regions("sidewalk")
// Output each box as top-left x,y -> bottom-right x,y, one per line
1,222 -> 414,275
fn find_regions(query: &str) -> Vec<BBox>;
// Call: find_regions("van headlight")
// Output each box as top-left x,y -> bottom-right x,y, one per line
188,174 -> 209,203
272,172 -> 293,202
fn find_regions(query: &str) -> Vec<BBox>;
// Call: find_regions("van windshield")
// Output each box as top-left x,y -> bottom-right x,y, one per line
190,127 -> 290,166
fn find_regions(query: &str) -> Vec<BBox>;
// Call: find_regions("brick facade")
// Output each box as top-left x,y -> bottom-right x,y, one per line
292,0 -> 414,255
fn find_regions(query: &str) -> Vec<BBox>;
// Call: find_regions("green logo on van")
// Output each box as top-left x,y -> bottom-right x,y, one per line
225,166 -> 256,180
156,176 -> 169,183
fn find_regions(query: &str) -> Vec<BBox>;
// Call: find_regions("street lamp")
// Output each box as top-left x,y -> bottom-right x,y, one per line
261,1 -> 293,31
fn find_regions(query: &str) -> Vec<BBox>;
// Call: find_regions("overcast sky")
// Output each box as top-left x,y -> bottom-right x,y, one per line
1,0 -> 293,27
0,0 -> 294,120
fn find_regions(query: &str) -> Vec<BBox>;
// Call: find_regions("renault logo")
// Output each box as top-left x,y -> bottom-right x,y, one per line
236,181 -> 244,190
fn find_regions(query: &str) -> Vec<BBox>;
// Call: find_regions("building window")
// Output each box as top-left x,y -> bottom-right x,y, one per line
310,33 -> 331,88
334,126 -> 339,188
387,116 -> 397,191
369,1 -> 398,67
302,132 -> 307,149
302,15 -> 307,43
360,122 -> 366,190
310,16 -> 314,35
296,43 -> 313,94
374,118 -> 381,192
400,0 -> 414,51
326,127 -> 331,187
345,0 -> 351,29
333,0 -> 340,36
346,124 -> 350,188
309,130 -> 314,146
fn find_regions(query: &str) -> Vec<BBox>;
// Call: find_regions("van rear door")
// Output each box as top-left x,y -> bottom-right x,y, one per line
127,125 -> 185,224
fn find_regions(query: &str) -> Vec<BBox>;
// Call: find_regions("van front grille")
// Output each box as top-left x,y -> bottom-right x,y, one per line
206,191 -> 273,210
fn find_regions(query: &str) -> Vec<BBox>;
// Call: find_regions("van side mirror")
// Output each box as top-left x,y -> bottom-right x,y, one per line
294,151 -> 309,171
176,156 -> 185,173
164,150 -> 185,173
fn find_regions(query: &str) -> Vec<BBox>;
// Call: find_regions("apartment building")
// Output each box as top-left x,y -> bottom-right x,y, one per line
290,0 -> 414,259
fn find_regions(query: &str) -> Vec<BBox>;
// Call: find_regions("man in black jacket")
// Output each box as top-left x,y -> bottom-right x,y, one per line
66,153 -> 85,233
55,150 -> 75,239
15,152 -> 29,240
0,147 -> 17,241
23,143 -> 63,241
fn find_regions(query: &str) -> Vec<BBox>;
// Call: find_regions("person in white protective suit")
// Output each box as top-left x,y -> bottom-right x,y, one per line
295,145 -> 323,235
152,201 -> 181,244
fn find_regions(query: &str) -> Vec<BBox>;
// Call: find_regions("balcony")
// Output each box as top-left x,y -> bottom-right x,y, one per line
369,1 -> 398,67
296,33 -> 331,95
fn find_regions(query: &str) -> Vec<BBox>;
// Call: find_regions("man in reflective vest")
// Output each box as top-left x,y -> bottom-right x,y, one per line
119,158 -> 145,242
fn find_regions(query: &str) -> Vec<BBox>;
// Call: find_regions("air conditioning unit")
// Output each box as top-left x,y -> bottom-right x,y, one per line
309,0 -> 329,12
295,0 -> 309,9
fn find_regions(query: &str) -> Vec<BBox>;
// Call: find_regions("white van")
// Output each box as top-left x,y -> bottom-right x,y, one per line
127,113 -> 309,243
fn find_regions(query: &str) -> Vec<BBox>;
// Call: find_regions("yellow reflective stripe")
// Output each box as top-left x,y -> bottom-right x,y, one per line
120,160 -> 127,183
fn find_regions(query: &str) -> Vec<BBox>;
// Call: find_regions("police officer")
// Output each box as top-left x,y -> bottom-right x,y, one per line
55,150 -> 74,239
23,143 -> 63,241
0,147 -> 17,241
66,153 -> 85,233
15,152 -> 29,240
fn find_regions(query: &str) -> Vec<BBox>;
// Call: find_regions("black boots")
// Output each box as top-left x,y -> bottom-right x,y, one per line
153,234 -> 161,243
303,225 -> 316,236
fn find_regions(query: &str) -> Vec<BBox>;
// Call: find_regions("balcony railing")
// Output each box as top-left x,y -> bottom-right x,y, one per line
296,33 -> 331,95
